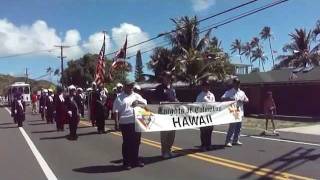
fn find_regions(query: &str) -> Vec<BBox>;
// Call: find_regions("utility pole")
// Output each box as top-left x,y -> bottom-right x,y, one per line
25,68 -> 28,83
54,45 -> 70,88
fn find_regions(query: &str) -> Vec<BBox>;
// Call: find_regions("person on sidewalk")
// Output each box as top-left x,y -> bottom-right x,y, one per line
113,80 -> 147,170
65,85 -> 80,140
263,91 -> 278,135
155,71 -> 179,159
222,78 -> 249,147
196,80 -> 215,151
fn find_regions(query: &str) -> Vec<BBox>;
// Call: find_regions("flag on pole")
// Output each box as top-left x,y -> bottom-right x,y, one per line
94,33 -> 106,87
109,35 -> 128,80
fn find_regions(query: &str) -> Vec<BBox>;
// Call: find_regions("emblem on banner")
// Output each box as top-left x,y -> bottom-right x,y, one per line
136,108 -> 154,129
228,103 -> 240,120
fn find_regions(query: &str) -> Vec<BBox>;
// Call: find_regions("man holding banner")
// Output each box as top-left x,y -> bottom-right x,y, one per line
113,80 -> 147,170
222,78 -> 249,147
196,80 -> 215,151
155,71 -> 179,159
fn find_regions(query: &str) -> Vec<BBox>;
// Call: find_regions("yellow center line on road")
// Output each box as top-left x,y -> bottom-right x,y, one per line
79,121 -> 313,180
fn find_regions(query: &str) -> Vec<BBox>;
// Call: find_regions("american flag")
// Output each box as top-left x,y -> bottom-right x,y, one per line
109,35 -> 128,80
94,33 -> 106,87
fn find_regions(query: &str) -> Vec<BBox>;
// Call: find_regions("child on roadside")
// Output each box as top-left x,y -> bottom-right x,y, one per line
263,91 -> 278,135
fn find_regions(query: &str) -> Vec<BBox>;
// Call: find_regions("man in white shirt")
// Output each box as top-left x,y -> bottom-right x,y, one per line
221,78 -> 249,147
196,80 -> 215,151
113,81 -> 147,170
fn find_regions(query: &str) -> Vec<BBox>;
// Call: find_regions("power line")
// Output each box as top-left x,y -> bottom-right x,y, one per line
105,0 -> 260,56
0,0 -> 269,60
125,0 -> 289,61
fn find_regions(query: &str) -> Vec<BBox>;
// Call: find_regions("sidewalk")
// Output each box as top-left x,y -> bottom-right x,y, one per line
278,125 -> 320,135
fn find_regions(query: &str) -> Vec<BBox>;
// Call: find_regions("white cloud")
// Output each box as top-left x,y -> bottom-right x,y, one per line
62,29 -> 83,59
82,32 -> 111,54
0,19 -> 61,55
191,0 -> 216,12
0,19 -> 150,60
111,23 -> 154,56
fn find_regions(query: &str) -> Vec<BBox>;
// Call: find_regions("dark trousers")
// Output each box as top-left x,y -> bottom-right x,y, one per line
120,123 -> 141,166
226,122 -> 242,143
69,119 -> 79,138
200,126 -> 213,147
96,119 -> 105,132
80,106 -> 84,118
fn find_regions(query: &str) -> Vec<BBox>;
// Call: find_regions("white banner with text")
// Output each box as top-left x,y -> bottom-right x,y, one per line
134,101 -> 242,132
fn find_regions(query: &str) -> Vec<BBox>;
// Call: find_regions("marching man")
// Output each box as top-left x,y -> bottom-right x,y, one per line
222,78 -> 249,147
196,80 -> 215,151
66,85 -> 80,140
11,93 -> 25,127
45,89 -> 55,124
113,80 -> 147,170
54,86 -> 67,131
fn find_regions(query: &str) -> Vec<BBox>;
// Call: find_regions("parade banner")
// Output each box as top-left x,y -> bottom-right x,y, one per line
134,101 -> 242,132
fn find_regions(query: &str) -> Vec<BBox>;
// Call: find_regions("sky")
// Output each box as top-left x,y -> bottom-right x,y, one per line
0,0 -> 319,83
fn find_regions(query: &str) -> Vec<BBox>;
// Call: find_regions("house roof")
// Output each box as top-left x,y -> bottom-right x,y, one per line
238,66 -> 320,85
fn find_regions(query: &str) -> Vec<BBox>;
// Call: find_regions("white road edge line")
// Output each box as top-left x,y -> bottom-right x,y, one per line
192,128 -> 320,147
5,107 -> 58,180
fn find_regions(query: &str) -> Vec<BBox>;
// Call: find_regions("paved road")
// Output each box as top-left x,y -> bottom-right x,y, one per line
0,107 -> 319,180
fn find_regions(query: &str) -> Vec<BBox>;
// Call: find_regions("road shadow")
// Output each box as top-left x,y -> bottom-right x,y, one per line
28,122 -> 48,126
0,122 -> 14,125
32,130 -> 58,134
73,165 -> 123,173
239,147 -> 320,179
193,144 -> 226,151
0,126 -> 18,129
73,145 -> 226,174
28,120 -> 44,122
40,130 -> 116,140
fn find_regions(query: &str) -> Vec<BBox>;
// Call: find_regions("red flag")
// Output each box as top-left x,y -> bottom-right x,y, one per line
94,33 -> 106,87
109,35 -> 128,79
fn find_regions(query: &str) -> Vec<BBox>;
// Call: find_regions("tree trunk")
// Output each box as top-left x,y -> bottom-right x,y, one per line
268,37 -> 275,67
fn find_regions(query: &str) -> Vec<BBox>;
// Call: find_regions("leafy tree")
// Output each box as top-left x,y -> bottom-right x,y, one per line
62,53 -> 130,89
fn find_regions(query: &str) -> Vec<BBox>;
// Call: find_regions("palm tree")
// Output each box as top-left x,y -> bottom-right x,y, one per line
251,47 -> 268,71
230,39 -> 243,63
260,26 -> 275,67
242,42 -> 253,67
277,28 -> 320,68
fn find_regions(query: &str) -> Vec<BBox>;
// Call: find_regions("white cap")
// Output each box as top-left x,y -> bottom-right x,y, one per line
134,84 -> 141,90
68,85 -> 76,90
77,87 -> 83,91
86,88 -> 93,91
48,89 -> 53,92
116,83 -> 123,87
92,82 -> 96,86
43,89 -> 48,93
112,87 -> 117,91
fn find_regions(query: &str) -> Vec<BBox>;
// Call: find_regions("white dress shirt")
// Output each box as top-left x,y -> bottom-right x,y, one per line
221,88 -> 249,116
113,92 -> 147,124
196,91 -> 215,103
